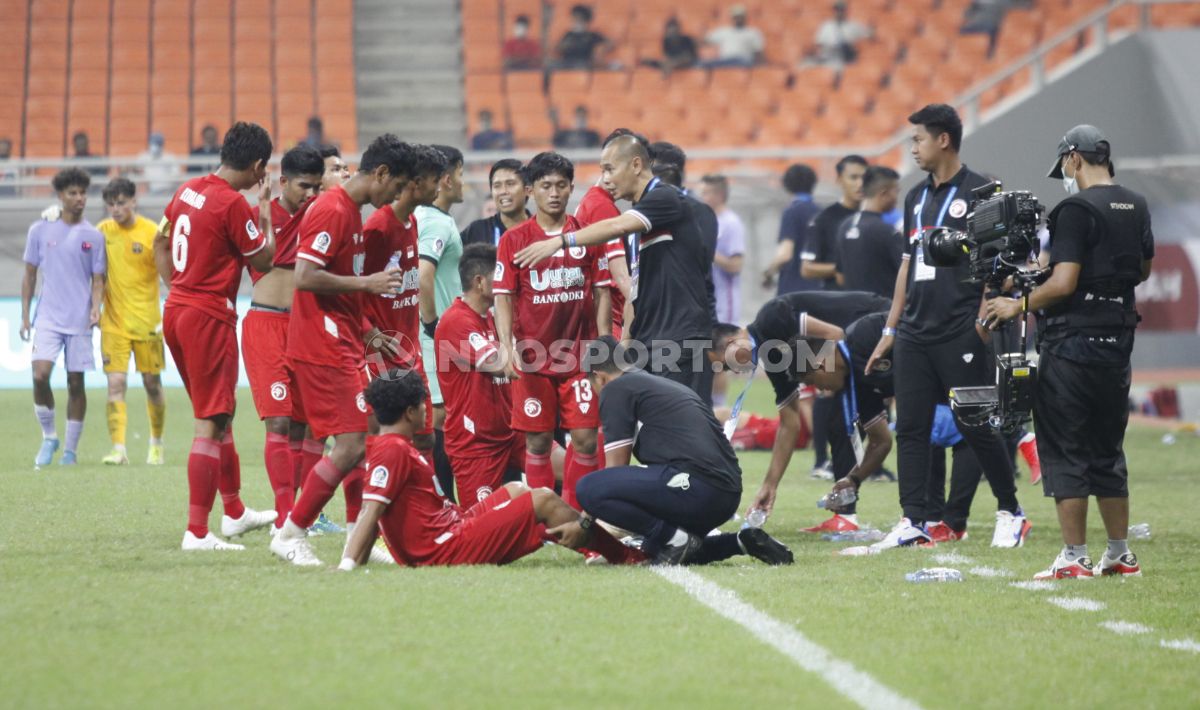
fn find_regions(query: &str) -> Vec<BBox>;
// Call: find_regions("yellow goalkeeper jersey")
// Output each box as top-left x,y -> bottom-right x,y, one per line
98,215 -> 162,339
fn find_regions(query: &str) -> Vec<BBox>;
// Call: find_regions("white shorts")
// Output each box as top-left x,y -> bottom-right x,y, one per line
32,328 -> 95,371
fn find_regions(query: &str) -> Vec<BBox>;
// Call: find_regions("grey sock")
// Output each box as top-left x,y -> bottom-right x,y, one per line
1062,544 -> 1088,562
1107,539 -> 1129,558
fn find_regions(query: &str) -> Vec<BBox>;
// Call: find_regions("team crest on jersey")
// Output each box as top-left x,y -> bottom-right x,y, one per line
269,381 -> 288,401
568,246 -> 587,260
873,358 -> 892,372
132,243 -> 144,254
476,486 -> 493,502
579,402 -> 591,414
469,332 -> 488,350
369,465 -> 389,488
523,397 -> 543,418
948,199 -> 968,219
356,392 -> 368,412
246,219 -> 261,239
313,231 -> 332,254
494,262 -> 504,281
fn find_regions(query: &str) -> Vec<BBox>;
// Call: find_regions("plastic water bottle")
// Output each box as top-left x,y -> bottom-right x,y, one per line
823,528 -> 885,543
743,508 -> 768,529
1128,523 -> 1151,540
905,567 -> 964,583
817,488 -> 858,509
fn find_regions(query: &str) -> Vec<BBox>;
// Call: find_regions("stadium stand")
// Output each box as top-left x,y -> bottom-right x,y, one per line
0,0 -> 356,159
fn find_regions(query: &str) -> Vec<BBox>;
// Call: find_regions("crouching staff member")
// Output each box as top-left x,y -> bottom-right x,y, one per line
986,125 -> 1153,580
554,336 -> 794,566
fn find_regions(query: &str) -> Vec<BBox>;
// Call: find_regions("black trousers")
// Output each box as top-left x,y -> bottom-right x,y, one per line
811,395 -> 834,466
644,339 -> 715,407
925,442 -> 985,530
1033,350 -> 1131,499
824,394 -> 862,514
893,327 -> 1019,524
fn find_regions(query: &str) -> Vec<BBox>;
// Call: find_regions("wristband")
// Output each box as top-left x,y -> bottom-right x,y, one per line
881,327 -> 896,337
337,557 -> 357,572
567,231 -> 578,247
560,234 -> 569,251
422,318 -> 438,339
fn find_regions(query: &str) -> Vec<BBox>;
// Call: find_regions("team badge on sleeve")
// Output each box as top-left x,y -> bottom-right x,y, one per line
313,231 -> 332,254
494,262 -> 504,281
369,465 -> 389,488
468,332 -> 488,351
246,219 -> 261,239
433,238 -> 445,255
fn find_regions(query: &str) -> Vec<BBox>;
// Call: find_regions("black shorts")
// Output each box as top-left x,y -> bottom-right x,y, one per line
1032,350 -> 1131,498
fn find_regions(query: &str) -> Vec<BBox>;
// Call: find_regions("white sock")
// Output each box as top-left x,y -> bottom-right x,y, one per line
35,405 -> 56,439
149,437 -> 163,446
667,528 -> 689,547
280,518 -> 307,540
65,419 -> 84,454
113,443 -> 127,453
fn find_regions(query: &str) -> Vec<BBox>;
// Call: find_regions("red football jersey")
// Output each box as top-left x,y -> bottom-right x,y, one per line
364,433 -> 463,566
248,197 -> 294,284
435,297 -> 515,452
288,185 -> 367,368
575,184 -> 627,330
362,206 -> 422,369
495,215 -> 610,376
272,198 -> 313,269
162,174 -> 265,324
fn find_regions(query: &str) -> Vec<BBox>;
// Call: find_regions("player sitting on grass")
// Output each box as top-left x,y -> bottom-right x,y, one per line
339,370 -> 640,569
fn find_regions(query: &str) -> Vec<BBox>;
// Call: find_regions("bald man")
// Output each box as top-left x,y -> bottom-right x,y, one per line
515,136 -> 717,404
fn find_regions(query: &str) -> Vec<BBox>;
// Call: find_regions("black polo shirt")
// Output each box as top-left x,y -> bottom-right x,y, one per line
625,180 -> 714,344
746,290 -> 891,407
805,201 -> 856,290
899,165 -> 993,344
838,311 -> 894,427
461,212 -> 530,248
836,210 -> 905,298
600,370 -> 742,493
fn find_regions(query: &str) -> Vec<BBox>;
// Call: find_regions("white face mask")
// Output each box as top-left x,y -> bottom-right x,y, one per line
1061,157 -> 1079,195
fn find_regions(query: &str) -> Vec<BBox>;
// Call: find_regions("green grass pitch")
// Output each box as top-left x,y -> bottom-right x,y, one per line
1,384 -> 1198,708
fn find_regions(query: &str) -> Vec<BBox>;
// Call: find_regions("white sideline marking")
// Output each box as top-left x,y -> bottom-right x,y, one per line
1010,580 -> 1057,591
1099,620 -> 1153,636
968,566 -> 1012,578
932,552 -> 974,565
1046,596 -> 1106,612
1160,638 -> 1200,654
654,567 -> 924,710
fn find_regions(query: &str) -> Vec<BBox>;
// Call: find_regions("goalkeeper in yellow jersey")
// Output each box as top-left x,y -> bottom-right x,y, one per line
97,178 -> 167,465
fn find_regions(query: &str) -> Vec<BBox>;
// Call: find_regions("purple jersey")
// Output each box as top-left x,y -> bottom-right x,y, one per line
711,208 -> 746,324
23,219 -> 106,334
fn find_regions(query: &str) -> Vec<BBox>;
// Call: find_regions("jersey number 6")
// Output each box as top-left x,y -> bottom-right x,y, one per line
172,214 -> 191,272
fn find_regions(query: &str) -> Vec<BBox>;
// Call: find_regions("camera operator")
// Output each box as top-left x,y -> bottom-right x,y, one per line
866,104 -> 1029,550
985,125 -> 1153,580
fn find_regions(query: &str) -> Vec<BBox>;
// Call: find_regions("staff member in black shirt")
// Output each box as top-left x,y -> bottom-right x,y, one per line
865,104 -> 1029,550
461,159 -> 531,247
802,154 -> 867,289
986,125 -> 1153,580
514,134 -> 717,404
711,290 -> 890,525
555,336 -> 793,566
836,166 -> 905,298
764,163 -> 821,295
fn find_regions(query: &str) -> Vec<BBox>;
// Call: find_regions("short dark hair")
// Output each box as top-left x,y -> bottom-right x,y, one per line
908,103 -> 963,152
526,151 -> 574,183
515,14 -> 530,25
411,144 -> 449,180
431,144 -> 464,171
835,154 -> 868,175
584,335 -> 629,375
602,127 -> 649,151
489,158 -> 526,185
280,144 -> 325,178
102,177 -> 136,203
364,369 -> 427,426
861,165 -> 900,197
712,322 -> 742,352
649,140 -> 687,187
307,116 -> 323,131
359,134 -> 414,179
52,167 -> 90,192
318,144 -> 341,160
459,243 -> 498,291
201,124 -> 218,136
783,163 -> 816,194
700,173 -> 729,199
1077,144 -> 1113,171
570,4 -> 593,22
220,122 -> 273,171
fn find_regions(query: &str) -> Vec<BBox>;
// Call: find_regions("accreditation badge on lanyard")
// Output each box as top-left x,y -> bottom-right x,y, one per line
838,342 -> 866,466
912,184 -> 958,283
628,177 -> 661,302
723,335 -> 758,441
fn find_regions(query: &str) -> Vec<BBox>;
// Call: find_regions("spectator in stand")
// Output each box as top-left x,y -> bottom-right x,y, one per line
961,0 -> 1009,57
701,175 -> 745,326
137,132 -> 179,195
554,4 -> 612,70
814,1 -> 872,67
764,163 -> 822,295
0,137 -> 15,196
299,116 -> 325,147
703,5 -> 764,68
73,131 -> 107,177
550,106 -> 601,149
642,17 -> 698,72
471,110 -> 515,151
503,14 -> 542,70
189,124 -> 221,174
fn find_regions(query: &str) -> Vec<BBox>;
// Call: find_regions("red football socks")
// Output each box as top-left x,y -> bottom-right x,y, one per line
217,430 -> 245,520
265,432 -> 295,529
343,462 -> 365,525
525,450 -> 554,489
298,438 -> 325,491
186,437 -> 221,537
562,449 -> 599,510
290,456 -> 345,529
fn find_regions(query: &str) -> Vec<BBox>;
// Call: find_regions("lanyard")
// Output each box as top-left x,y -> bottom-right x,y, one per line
723,334 -> 758,439
837,341 -> 858,436
629,177 -> 661,295
915,185 -> 959,232
493,221 -> 502,246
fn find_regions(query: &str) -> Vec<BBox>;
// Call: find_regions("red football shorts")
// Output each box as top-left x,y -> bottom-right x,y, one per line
364,361 -> 433,437
510,371 -> 599,432
289,359 -> 368,440
432,488 -> 545,565
241,309 -> 305,422
451,437 -> 525,506
164,306 -> 238,419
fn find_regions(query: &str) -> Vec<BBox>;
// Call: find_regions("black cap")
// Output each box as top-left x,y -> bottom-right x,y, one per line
1048,124 -> 1115,179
